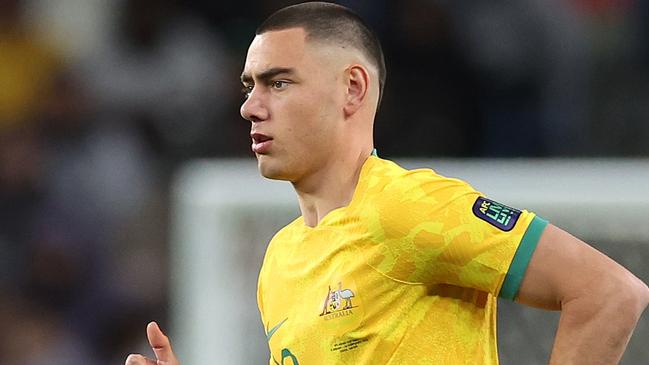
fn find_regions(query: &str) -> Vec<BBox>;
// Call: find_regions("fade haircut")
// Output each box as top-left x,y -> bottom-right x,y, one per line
256,1 -> 387,107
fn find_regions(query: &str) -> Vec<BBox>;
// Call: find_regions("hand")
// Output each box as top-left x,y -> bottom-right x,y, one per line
125,321 -> 180,365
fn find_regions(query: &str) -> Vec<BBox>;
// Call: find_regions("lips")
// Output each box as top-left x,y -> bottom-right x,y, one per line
251,132 -> 273,154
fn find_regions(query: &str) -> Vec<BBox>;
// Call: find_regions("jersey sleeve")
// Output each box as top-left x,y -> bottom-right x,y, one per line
365,168 -> 548,299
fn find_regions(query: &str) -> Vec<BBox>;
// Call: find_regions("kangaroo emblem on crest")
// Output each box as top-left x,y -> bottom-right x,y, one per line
320,282 -> 355,316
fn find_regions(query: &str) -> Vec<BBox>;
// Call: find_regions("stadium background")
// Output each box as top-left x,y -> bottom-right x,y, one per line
0,0 -> 648,364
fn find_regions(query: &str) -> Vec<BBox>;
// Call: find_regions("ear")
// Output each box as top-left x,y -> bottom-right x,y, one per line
343,65 -> 370,118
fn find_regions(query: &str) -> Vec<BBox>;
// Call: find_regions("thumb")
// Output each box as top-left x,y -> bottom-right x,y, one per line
146,321 -> 177,364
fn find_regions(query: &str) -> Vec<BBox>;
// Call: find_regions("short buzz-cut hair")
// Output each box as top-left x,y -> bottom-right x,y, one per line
256,1 -> 387,107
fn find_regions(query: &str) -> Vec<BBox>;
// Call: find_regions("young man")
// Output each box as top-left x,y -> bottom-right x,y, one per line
125,2 -> 649,365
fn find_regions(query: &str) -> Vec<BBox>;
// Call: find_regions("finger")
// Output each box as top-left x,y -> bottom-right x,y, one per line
146,321 -> 176,363
125,354 -> 158,365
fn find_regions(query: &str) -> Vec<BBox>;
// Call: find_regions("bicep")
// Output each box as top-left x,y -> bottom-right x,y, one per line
516,223 -> 628,310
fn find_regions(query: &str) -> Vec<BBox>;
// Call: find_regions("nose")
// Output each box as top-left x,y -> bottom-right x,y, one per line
240,88 -> 269,123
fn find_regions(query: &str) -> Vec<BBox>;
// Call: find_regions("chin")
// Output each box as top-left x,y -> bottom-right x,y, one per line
257,156 -> 291,181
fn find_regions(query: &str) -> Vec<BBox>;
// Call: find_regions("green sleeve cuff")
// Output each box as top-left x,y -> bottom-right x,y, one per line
499,216 -> 549,300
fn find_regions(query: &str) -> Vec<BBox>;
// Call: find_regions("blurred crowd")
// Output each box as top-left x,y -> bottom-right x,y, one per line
1,0 -> 648,364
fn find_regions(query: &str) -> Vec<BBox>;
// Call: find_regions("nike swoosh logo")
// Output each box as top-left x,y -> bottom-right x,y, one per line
266,317 -> 288,341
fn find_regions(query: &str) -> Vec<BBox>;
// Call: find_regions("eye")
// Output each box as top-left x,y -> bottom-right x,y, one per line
241,85 -> 253,99
271,80 -> 289,90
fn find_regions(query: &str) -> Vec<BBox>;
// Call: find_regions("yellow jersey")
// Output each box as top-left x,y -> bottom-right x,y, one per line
257,156 -> 548,364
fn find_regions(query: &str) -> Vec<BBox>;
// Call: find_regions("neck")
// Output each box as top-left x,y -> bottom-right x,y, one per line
293,148 -> 372,227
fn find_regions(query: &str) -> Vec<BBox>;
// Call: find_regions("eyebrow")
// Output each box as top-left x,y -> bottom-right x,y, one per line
240,67 -> 296,84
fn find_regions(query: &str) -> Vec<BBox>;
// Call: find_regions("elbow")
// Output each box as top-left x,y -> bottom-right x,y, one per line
613,272 -> 649,319
564,271 -> 648,321
636,278 -> 649,313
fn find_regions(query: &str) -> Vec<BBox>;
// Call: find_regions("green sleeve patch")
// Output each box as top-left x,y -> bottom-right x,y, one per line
499,216 -> 549,300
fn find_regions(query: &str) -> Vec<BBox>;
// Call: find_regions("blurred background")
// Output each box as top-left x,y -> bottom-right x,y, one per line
0,0 -> 648,364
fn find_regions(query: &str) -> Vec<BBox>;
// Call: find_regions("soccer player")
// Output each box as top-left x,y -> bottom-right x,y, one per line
125,2 -> 649,365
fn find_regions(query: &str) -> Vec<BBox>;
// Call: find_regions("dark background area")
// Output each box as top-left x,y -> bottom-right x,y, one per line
1,0 -> 648,364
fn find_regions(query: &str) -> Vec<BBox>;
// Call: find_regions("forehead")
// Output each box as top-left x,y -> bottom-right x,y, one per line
243,28 -> 331,77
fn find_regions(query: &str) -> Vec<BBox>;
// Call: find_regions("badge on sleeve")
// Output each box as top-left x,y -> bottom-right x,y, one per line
472,197 -> 521,231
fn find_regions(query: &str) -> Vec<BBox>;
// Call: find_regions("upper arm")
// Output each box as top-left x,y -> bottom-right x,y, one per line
515,223 -> 647,310
371,170 -> 544,295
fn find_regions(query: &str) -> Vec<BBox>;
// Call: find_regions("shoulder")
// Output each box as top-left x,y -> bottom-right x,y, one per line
358,159 -> 481,240
363,157 -> 478,209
